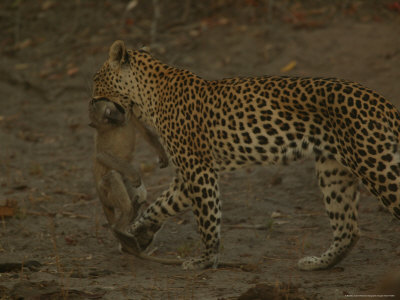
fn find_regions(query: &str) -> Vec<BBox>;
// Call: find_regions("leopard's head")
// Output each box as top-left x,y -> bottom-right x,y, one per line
92,40 -> 158,122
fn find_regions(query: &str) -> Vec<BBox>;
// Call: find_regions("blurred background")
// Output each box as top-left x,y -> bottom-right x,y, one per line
1,1 -> 400,299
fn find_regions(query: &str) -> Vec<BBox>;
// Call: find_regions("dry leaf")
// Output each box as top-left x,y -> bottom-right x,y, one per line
125,18 -> 134,26
387,1 -> 400,13
65,235 -> 78,246
48,73 -> 63,80
271,211 -> 283,218
189,29 -> 200,37
67,66 -> 79,77
280,60 -> 297,73
140,162 -> 156,173
0,200 -> 17,217
218,17 -> 229,25
126,0 -> 139,11
0,206 -> 15,217
41,0 -> 55,10
15,63 -> 29,70
16,39 -> 32,50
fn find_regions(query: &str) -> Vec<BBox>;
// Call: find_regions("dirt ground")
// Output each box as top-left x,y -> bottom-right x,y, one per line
1,1 -> 400,299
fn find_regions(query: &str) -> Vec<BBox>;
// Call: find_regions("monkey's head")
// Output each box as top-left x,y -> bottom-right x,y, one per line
88,98 -> 127,130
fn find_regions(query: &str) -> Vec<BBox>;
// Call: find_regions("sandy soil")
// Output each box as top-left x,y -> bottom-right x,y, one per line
1,1 -> 400,299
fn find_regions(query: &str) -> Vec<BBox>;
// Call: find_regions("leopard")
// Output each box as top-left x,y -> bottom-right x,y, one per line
91,40 -> 400,271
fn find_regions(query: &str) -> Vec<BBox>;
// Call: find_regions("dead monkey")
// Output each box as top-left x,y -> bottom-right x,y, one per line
89,99 -> 245,268
89,99 -> 188,265
89,98 -> 168,230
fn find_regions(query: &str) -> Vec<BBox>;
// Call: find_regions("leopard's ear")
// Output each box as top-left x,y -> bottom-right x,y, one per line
109,40 -> 126,70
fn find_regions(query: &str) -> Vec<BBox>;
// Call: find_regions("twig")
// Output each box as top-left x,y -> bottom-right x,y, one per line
284,226 -> 319,231
147,247 -> 158,256
114,229 -> 247,269
225,224 -> 272,230
295,212 -> 324,217
267,0 -> 273,22
263,256 -> 294,261
49,218 -> 62,274
62,199 -> 97,208
54,189 -> 92,199
151,0 -> 161,48
27,211 -> 55,217
362,234 -> 393,243
164,21 -> 200,33
181,0 -> 191,23
27,210 -> 90,219
146,183 -> 169,191
61,211 -> 91,219
14,2 -> 21,46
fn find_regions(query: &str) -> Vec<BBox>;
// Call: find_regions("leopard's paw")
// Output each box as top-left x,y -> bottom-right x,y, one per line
182,255 -> 218,270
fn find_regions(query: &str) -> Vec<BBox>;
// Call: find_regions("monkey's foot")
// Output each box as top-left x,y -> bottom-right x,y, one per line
113,228 -> 142,255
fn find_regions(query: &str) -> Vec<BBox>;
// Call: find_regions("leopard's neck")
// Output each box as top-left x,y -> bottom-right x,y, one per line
132,55 -> 206,135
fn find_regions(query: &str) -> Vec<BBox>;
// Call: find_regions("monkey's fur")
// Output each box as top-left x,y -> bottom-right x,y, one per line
89,99 -> 184,265
90,99 -> 144,229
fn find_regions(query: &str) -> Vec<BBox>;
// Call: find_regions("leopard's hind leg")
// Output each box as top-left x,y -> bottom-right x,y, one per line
359,145 -> 400,220
298,155 -> 360,271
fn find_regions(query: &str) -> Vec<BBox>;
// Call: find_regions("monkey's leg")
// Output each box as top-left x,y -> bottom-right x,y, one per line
99,170 -> 135,230
97,152 -> 142,187
124,176 -> 147,223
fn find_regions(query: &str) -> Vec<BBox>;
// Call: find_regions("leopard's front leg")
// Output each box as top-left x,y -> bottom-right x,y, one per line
129,168 -> 221,270
127,176 -> 192,252
180,168 -> 221,270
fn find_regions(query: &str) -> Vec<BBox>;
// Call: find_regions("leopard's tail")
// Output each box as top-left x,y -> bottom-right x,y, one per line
389,107 -> 400,220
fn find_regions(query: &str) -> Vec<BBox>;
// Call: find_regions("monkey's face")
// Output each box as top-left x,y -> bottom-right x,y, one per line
88,98 -> 126,130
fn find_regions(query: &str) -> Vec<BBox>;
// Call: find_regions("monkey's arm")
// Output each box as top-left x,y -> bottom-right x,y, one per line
131,115 -> 169,168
